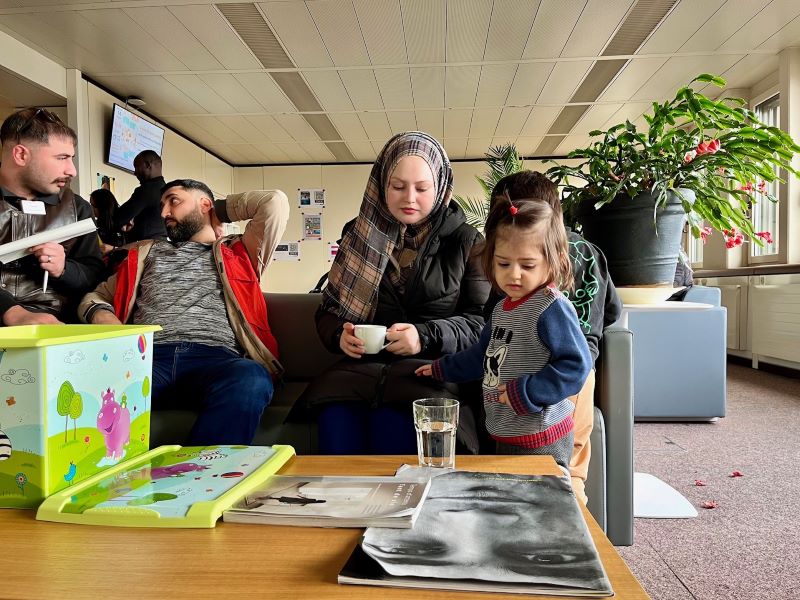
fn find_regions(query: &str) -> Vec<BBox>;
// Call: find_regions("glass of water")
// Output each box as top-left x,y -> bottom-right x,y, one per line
412,398 -> 459,468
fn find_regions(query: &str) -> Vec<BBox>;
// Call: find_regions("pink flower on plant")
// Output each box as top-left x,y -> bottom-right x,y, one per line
696,139 -> 721,156
740,182 -> 754,192
756,231 -> 774,244
700,226 -> 713,244
757,181 -> 768,194
684,150 -> 697,163
724,228 -> 744,249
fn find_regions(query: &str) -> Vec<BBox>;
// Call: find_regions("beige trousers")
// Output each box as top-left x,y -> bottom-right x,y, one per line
569,369 -> 596,505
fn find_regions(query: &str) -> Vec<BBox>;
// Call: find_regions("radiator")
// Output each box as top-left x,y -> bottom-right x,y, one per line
751,281 -> 800,364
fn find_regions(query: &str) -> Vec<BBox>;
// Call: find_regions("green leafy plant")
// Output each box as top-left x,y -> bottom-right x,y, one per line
454,144 -> 524,230
546,73 -> 800,245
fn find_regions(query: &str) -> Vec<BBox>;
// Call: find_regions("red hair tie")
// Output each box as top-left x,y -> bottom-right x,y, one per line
509,204 -> 518,216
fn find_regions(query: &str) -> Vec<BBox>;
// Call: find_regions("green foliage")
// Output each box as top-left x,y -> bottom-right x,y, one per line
57,381 -> 75,442
142,376 -> 151,399
454,144 -> 525,230
545,74 -> 800,241
69,394 -> 83,440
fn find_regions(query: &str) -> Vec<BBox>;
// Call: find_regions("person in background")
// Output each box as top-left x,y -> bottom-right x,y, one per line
485,171 -> 622,503
298,131 -> 490,455
79,180 -> 290,445
115,149 -> 167,242
417,196 -> 591,468
89,188 -> 124,253
0,107 -> 104,325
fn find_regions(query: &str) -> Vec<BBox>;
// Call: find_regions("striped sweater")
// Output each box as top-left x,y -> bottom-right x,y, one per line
432,286 -> 591,449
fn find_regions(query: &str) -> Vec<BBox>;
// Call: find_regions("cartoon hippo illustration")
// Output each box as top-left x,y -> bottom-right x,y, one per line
96,388 -> 130,467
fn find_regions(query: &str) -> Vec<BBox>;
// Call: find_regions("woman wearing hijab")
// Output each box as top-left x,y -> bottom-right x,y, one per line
299,132 -> 490,454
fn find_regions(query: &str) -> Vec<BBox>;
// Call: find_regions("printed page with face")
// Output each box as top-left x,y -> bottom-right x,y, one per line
339,471 -> 613,597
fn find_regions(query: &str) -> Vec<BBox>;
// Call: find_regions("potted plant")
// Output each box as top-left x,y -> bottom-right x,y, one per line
546,73 -> 800,286
454,144 -> 524,230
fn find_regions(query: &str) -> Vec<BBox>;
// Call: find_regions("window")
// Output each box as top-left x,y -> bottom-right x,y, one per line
751,94 -> 780,258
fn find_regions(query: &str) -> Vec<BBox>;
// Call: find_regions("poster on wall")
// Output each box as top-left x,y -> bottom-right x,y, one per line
298,188 -> 325,209
328,242 -> 339,262
303,214 -> 322,241
273,241 -> 301,261
96,173 -> 116,195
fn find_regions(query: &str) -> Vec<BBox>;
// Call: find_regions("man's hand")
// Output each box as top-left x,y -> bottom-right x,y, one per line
2,305 -> 62,326
339,322 -> 365,359
415,364 -> 433,377
385,323 -> 422,356
91,309 -> 122,325
30,242 -> 66,278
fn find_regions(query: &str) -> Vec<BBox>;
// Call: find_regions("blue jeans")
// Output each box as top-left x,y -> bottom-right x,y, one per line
152,342 -> 273,445
317,403 -> 417,454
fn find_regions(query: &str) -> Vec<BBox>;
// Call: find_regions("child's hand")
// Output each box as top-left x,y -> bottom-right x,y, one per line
415,364 -> 433,377
497,383 -> 510,406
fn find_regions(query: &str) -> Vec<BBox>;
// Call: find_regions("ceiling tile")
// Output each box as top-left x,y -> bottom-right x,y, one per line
444,109 -> 473,139
415,110 -> 444,139
346,141 -> 378,161
374,68 -> 414,110
475,64 -> 518,107
522,0 -> 585,59
484,0 -> 539,61
680,0 -> 766,53
163,74 -> 235,114
358,112 -> 393,140
537,60 -> 593,103
469,108 -> 502,137
520,105 -> 562,135
495,106 -> 531,137
124,6 -> 222,71
720,0 -> 800,53
272,113 -> 321,141
515,136 -> 545,155
247,114 -> 293,142
599,57 -> 670,102
80,8 -> 186,72
554,134 -> 593,155
757,12 -> 800,52
466,137 -> 495,159
386,111 -> 418,133
198,74 -> 265,114
410,67 -> 445,109
631,55 -> 743,102
274,142 -> 313,162
354,0 -> 407,65
303,71 -> 355,111
96,75 -> 206,116
638,0 -> 725,55
573,103 -> 624,133
169,4 -> 262,70
446,0 -> 492,62
445,66 -> 481,109
189,116 -> 246,144
258,1 -> 333,67
301,141 -> 336,162
401,0 -> 446,63
307,0 -> 370,66
340,70 -> 384,110
443,137 -> 468,160
329,113 -> 370,140
217,115 -> 269,143
562,0 -> 636,58
506,62 -> 555,106
233,73 -> 295,113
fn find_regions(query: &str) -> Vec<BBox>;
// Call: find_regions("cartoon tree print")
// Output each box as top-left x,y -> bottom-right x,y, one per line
69,393 -> 83,440
57,381 -> 75,442
15,472 -> 27,496
142,376 -> 151,399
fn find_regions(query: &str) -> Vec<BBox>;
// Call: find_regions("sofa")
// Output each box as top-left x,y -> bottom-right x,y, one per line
151,292 -> 634,546
627,285 -> 727,421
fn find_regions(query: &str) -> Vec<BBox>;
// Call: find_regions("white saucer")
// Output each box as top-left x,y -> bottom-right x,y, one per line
616,286 -> 685,305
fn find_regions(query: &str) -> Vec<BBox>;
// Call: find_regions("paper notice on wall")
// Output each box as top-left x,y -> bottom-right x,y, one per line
273,241 -> 301,261
298,188 -> 325,208
328,242 -> 339,262
303,214 -> 322,241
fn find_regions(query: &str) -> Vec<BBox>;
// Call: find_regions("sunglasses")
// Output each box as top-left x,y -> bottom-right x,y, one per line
12,107 -> 64,140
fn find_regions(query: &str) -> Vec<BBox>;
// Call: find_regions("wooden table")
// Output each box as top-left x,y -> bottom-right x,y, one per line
0,455 -> 649,599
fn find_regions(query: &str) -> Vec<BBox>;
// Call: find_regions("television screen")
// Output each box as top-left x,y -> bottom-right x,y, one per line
106,104 -> 165,172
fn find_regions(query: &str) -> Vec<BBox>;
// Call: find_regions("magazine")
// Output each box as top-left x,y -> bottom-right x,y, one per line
223,475 -> 431,528
338,471 -> 614,597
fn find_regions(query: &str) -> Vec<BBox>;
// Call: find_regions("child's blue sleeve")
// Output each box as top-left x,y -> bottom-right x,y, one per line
431,320 -> 491,383
505,298 -> 591,415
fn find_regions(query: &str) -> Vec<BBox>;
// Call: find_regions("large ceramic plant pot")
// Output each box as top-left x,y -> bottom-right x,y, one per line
574,190 -> 691,287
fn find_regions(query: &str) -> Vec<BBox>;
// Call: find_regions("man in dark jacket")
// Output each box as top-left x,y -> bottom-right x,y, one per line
115,149 -> 167,242
0,107 -> 104,325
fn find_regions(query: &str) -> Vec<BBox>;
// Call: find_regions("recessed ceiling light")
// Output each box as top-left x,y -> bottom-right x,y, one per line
125,96 -> 146,107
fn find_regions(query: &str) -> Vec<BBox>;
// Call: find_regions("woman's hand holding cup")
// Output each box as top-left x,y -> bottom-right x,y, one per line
340,322 -> 366,358
385,323 -> 422,356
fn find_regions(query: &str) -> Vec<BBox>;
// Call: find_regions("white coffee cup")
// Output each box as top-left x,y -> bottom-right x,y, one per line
353,324 -> 389,354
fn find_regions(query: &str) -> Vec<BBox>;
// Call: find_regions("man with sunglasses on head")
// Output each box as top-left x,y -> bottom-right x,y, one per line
0,108 -> 104,326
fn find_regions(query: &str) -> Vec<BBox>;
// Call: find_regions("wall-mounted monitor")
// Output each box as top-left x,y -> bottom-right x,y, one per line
106,103 -> 165,173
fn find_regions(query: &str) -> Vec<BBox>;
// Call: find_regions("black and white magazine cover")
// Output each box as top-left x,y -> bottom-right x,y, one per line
339,471 -> 613,597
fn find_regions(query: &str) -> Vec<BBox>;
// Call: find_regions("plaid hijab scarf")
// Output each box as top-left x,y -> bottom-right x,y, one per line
323,132 -> 453,323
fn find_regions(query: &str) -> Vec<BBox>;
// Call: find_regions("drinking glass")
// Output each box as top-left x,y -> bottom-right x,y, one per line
412,398 -> 459,468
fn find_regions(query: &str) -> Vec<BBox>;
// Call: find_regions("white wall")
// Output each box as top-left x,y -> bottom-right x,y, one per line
237,158 -> 522,293
84,82 -> 233,203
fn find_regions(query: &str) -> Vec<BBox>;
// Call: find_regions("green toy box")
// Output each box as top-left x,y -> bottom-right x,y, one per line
0,324 -> 160,508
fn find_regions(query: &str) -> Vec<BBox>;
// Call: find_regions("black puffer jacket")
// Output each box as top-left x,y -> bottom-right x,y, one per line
316,202 -> 490,358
